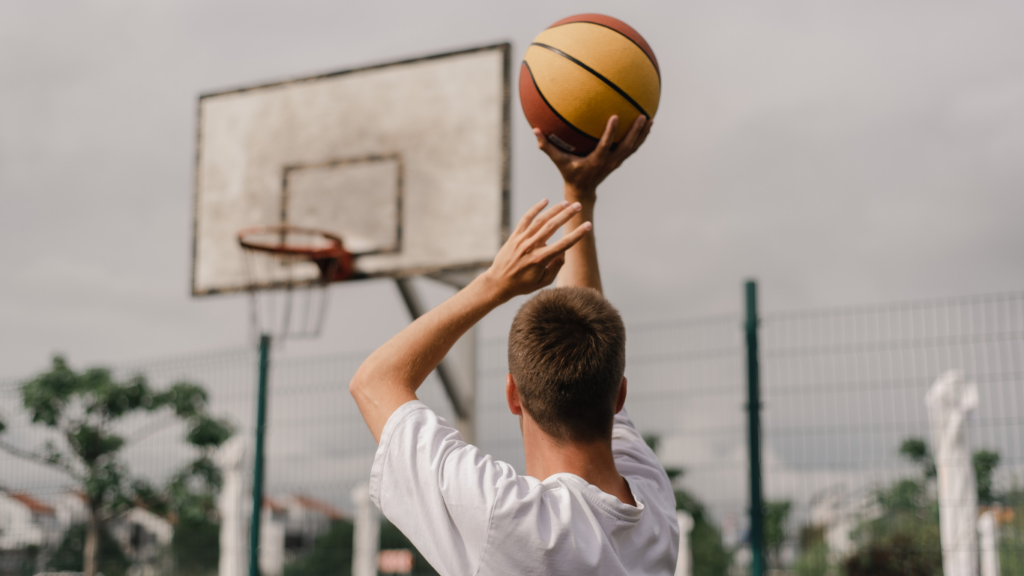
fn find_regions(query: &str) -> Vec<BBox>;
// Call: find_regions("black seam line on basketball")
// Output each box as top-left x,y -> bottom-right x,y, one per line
530,43 -> 650,119
546,21 -> 660,81
522,61 -> 599,143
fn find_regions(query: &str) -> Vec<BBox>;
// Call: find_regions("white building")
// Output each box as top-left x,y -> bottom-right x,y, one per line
108,506 -> 174,570
259,494 -> 347,576
51,491 -> 89,535
0,490 -> 61,550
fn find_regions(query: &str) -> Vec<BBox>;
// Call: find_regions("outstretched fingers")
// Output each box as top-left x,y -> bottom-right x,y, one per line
513,198 -> 550,235
536,221 -> 592,263
524,201 -> 582,246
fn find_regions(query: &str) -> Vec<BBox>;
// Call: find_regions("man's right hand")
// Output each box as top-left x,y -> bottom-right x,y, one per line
533,115 -> 653,201
481,199 -> 591,302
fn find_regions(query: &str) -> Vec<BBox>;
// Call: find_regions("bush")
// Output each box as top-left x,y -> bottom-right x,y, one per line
170,515 -> 219,575
47,523 -> 130,576
844,532 -> 941,576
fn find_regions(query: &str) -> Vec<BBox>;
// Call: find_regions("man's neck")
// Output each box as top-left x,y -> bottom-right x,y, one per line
522,417 -> 636,507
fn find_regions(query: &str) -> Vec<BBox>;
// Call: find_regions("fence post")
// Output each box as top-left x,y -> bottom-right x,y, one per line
249,334 -> 271,576
745,281 -> 765,576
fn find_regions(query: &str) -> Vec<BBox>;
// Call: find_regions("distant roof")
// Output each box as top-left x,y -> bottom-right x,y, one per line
291,495 -> 345,520
262,497 -> 286,513
9,492 -> 56,515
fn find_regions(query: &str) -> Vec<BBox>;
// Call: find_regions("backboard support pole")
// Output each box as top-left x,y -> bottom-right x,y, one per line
395,277 -> 476,443
249,334 -> 271,576
744,281 -> 765,576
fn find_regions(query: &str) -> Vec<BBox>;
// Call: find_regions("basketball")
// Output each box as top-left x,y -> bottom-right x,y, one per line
520,14 -> 660,156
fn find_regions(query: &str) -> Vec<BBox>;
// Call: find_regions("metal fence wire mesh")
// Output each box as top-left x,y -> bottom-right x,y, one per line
0,290 -> 1021,576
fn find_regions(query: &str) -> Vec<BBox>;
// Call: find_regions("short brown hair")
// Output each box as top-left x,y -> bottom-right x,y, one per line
508,287 -> 626,443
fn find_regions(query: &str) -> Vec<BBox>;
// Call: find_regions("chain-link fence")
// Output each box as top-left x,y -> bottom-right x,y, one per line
1,289 -> 1022,576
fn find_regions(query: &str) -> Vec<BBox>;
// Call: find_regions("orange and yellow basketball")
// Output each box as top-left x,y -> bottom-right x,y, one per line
520,14 -> 660,156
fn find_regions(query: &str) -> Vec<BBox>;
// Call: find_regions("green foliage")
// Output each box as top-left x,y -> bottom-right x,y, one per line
673,484 -> 732,576
643,433 -> 733,576
844,532 -> 941,576
899,438 -> 936,479
999,488 -> 1024,576
973,449 -> 1000,504
764,500 -> 792,568
48,523 -> 131,576
187,414 -> 236,448
0,355 -> 235,575
168,514 -> 220,576
792,540 -> 829,576
837,437 -> 950,576
284,520 -> 355,576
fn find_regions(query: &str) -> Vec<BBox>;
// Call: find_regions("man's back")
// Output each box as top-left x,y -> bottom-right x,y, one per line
351,113 -> 666,574
371,402 -> 679,576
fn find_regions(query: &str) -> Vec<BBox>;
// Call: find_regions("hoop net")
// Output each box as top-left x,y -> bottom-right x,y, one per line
237,226 -> 354,341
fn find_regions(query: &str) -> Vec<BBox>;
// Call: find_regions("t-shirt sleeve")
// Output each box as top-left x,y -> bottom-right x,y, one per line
369,400 -> 517,576
611,408 -> 676,510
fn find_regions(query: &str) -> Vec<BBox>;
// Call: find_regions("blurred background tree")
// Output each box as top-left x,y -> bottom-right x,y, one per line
645,434 -> 733,576
0,356 -> 233,576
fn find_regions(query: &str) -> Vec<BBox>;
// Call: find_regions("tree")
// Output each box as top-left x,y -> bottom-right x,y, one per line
0,356 -> 234,576
763,500 -> 792,569
47,523 -> 130,576
972,449 -> 1000,504
644,434 -> 733,576
283,518 -> 441,576
283,519 -> 355,576
842,437 -> 944,576
898,438 -> 936,480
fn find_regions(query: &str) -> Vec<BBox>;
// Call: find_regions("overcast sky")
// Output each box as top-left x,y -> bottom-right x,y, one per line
2,0 -> 1024,379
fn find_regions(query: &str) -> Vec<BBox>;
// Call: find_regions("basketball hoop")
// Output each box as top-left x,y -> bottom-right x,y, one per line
237,226 -> 355,340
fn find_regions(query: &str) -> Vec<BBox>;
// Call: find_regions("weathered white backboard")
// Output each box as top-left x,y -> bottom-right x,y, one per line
192,44 -> 510,296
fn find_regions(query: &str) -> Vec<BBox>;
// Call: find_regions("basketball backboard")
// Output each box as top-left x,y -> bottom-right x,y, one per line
192,44 -> 510,296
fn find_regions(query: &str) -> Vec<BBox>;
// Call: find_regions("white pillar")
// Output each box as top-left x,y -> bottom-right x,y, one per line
978,510 -> 1000,576
675,510 -> 694,576
926,370 -> 979,576
352,482 -> 380,576
214,436 -> 247,576
259,506 -> 285,576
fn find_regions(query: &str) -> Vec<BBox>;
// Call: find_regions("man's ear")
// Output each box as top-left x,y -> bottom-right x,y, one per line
506,374 -> 523,416
614,377 -> 628,414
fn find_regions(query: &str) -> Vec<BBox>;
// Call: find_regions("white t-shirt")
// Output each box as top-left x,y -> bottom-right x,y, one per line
369,400 -> 679,576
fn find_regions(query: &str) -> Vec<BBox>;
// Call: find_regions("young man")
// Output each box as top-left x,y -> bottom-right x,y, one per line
350,115 -> 678,575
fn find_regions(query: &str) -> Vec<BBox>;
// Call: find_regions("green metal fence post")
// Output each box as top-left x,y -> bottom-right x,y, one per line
745,281 -> 765,576
249,334 -> 271,576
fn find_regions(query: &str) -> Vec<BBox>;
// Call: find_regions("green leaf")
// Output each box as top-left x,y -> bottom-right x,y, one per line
68,425 -> 124,464
665,466 -> 685,482
898,438 -> 936,479
158,381 -> 209,418
89,374 -> 155,419
186,415 -> 235,448
21,356 -> 78,426
973,449 -> 1000,503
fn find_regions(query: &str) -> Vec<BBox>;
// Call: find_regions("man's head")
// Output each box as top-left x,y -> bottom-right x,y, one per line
507,286 -> 626,443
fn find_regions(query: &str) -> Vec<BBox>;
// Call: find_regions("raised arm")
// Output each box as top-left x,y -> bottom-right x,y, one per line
533,115 -> 652,293
350,200 -> 592,442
